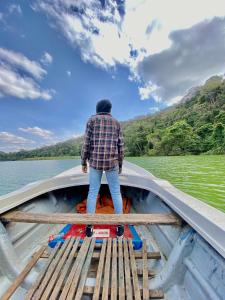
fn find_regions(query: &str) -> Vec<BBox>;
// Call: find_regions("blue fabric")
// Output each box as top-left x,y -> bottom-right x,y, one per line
49,224 -> 142,250
87,166 -> 123,214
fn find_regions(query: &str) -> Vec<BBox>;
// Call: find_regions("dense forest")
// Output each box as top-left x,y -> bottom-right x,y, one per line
123,76 -> 225,156
0,76 -> 224,161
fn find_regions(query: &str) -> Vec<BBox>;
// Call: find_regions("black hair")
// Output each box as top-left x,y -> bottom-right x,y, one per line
96,99 -> 112,113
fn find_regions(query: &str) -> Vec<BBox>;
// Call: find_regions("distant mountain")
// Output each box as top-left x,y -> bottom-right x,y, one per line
0,76 -> 224,160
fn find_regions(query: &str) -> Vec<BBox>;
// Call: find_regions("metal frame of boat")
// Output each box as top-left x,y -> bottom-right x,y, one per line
0,161 -> 224,299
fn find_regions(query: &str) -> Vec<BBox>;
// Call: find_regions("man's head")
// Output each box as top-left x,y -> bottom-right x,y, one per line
96,99 -> 112,114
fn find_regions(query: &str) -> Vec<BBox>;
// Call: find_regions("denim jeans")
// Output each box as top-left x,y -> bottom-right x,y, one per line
87,166 -> 123,214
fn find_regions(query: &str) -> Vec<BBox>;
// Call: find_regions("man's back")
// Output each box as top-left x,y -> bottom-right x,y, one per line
81,112 -> 124,171
81,99 -> 125,238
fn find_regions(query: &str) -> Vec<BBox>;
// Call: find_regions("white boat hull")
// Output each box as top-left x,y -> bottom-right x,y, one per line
0,161 -> 224,299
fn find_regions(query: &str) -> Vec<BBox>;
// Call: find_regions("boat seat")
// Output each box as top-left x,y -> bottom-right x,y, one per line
0,211 -> 181,225
1,237 -> 164,300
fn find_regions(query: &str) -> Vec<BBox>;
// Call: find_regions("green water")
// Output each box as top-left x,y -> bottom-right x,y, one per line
127,155 -> 225,213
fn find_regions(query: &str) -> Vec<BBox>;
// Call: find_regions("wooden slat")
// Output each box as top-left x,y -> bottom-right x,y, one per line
66,237 -> 92,299
33,238 -> 71,300
1,211 -> 181,225
102,238 -> 112,300
41,249 -> 161,260
83,285 -> 164,299
25,243 -> 61,300
0,246 -> 45,300
1,231 -> 164,300
93,240 -> 107,300
59,238 -> 91,300
128,239 -> 141,300
118,238 -> 125,300
40,237 -> 75,300
123,239 -> 133,300
49,238 -> 80,300
143,240 -> 149,300
74,238 -> 96,300
111,238 -> 117,300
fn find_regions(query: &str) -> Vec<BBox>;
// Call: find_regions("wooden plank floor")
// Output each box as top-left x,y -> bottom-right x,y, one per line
1,238 -> 164,300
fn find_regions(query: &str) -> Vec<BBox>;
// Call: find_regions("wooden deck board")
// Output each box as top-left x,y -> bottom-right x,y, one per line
143,240 -> 149,300
3,237 -> 164,300
41,249 -> 161,259
111,238 -> 117,300
118,238 -> 125,300
66,238 -> 93,299
33,238 -> 71,300
25,243 -> 61,300
59,238 -> 91,300
0,246 -> 45,300
74,238 -> 96,300
102,238 -> 112,300
82,285 -> 164,298
1,211 -> 181,225
128,238 -> 142,300
93,239 -> 107,300
40,237 -> 75,300
124,239 -> 133,300
49,238 -> 80,300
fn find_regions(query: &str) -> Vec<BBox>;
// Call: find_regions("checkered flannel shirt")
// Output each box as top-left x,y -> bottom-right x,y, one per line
81,113 -> 124,170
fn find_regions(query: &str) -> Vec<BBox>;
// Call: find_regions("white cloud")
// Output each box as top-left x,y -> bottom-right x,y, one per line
0,131 -> 36,152
35,0 -> 225,104
0,47 -> 53,100
35,0 -> 130,69
0,47 -> 46,79
8,4 -> 22,16
168,96 -> 183,106
0,65 -> 52,100
72,133 -> 82,139
149,107 -> 159,114
0,128 -> 61,152
41,52 -> 53,65
0,131 -> 34,144
19,126 -> 54,139
36,0 -> 225,65
139,83 -> 159,100
67,70 -> 71,76
0,131 -> 35,152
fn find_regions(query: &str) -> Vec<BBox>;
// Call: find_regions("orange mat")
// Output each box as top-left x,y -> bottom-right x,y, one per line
76,194 -> 131,214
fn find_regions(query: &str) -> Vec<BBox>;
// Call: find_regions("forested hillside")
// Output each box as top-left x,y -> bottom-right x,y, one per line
123,76 -> 225,156
0,76 -> 224,161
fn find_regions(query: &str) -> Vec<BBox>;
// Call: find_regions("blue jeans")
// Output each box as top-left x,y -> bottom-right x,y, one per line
87,166 -> 123,214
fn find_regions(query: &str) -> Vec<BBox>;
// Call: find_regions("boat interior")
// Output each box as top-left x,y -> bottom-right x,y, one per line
0,174 -> 225,299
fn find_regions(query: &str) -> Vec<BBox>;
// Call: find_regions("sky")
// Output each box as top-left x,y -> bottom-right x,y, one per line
1,0 -> 225,152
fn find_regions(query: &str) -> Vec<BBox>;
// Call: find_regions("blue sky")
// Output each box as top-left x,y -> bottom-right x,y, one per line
1,0 -> 225,152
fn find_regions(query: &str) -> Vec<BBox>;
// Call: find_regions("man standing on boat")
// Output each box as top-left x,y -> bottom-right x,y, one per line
81,99 -> 124,237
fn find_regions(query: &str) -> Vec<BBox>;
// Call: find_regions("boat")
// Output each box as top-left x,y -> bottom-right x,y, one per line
0,161 -> 224,299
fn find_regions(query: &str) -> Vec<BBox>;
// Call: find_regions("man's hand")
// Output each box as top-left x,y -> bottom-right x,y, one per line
82,165 -> 88,173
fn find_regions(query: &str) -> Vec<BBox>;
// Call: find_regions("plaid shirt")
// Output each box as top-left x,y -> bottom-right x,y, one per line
81,113 -> 124,170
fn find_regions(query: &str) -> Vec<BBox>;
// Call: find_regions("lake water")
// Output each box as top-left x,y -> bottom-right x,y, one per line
0,156 -> 225,213
0,159 -> 79,196
127,155 -> 225,212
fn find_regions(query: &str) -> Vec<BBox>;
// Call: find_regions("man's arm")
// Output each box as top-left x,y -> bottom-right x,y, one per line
118,124 -> 124,173
81,119 -> 92,172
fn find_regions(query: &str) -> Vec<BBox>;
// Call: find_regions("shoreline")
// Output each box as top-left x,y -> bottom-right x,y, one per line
0,156 -> 79,162
0,154 -> 225,162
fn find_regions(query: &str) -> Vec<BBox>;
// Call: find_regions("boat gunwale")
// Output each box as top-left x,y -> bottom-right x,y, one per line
0,163 -> 225,259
